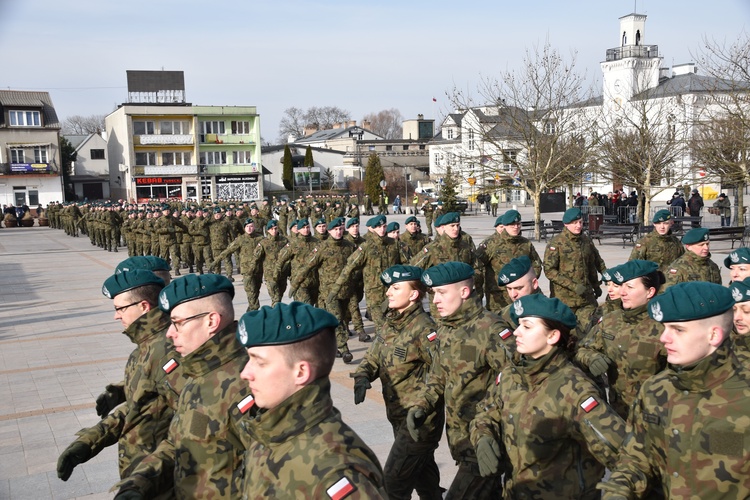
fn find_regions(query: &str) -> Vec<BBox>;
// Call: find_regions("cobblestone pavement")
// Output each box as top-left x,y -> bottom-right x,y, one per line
0,208 -> 733,499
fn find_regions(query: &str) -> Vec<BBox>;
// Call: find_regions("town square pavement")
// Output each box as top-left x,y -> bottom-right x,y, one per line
0,204 -> 734,499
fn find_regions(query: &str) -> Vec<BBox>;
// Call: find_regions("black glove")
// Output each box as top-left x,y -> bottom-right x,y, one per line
95,383 -> 126,418
114,489 -> 145,500
476,436 -> 501,477
353,378 -> 371,405
589,353 -> 612,377
57,441 -> 92,481
406,407 -> 426,441
593,285 -> 603,298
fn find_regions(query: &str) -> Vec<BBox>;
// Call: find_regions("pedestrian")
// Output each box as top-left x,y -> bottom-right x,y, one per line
687,188 -> 704,226
713,192 -> 731,226
490,192 -> 498,217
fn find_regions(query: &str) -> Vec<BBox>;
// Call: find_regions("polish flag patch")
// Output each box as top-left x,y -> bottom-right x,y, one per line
327,477 -> 355,500
499,328 -> 512,340
580,396 -> 599,413
669,269 -> 677,274
495,372 -> 502,385
427,331 -> 438,342
162,359 -> 178,374
598,316 -> 603,324
237,395 -> 255,414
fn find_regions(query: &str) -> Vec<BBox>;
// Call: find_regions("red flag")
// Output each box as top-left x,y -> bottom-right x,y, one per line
432,97 -> 437,102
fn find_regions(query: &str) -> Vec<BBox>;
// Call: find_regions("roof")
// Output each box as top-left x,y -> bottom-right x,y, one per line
261,144 -> 346,156
64,134 -> 90,151
294,126 -> 383,144
634,73 -> 750,100
0,90 -> 60,128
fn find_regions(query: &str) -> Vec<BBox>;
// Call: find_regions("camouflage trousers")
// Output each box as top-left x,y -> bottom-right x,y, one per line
211,246 -> 233,277
181,243 -> 193,271
243,274 -> 263,311
292,286 -> 319,308
424,216 -> 433,236
571,303 -> 597,334
160,243 -> 180,272
364,287 -> 387,330
344,285 -> 366,335
320,293 -> 351,354
265,277 -> 286,306
446,461 -> 503,500
384,422 -> 443,500
193,244 -> 211,274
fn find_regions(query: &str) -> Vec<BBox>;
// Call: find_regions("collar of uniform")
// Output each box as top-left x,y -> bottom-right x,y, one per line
500,231 -> 523,243
621,302 -> 649,323
438,292 -> 484,328
731,330 -> 750,353
563,228 -> 581,241
182,321 -> 243,378
511,346 -> 564,384
385,301 -> 425,329
123,307 -> 171,345
250,377 -> 333,446
668,337 -> 735,392
683,250 -> 712,263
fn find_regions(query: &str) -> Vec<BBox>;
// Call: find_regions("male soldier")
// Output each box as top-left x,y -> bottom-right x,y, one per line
179,209 -> 194,273
154,204 -> 187,274
663,227 -> 722,288
544,207 -> 607,327
400,215 -> 429,257
725,247 -> 750,284
275,219 -> 321,306
328,215 -> 401,330
730,277 -> 750,353
209,208 -> 234,281
149,211 -> 161,257
364,193 -> 373,215
277,198 -> 289,236
57,270 -> 183,487
189,208 -> 211,274
629,209 -> 683,271
212,218 -> 264,310
313,216 -> 329,241
344,217 -> 367,338
421,198 -> 434,237
293,217 -> 362,362
477,210 -> 542,312
496,255 -> 543,328
599,282 -> 750,499
406,262 -> 511,498
433,201 -> 444,231
246,220 -> 289,306
113,274 -> 252,499
236,302 -> 387,498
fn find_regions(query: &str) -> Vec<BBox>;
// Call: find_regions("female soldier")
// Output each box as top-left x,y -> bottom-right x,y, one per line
352,265 -> 444,500
575,260 -> 666,420
470,294 -> 625,499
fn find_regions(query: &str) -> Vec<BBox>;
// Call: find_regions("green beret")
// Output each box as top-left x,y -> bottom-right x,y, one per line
730,277 -> 750,303
610,260 -> 659,285
652,209 -> 672,223
346,217 -> 359,228
102,270 -> 164,299
266,220 -> 278,230
493,215 -> 504,227
327,217 -> 345,230
682,227 -> 709,245
236,302 -> 339,348
366,215 -> 386,228
244,218 -> 254,226
649,282 -> 733,322
724,247 -> 750,268
289,219 -> 298,229
497,256 -> 532,286
433,214 -> 444,228
562,208 -> 582,224
600,267 -> 614,283
386,222 -> 400,233
499,209 -> 521,225
315,217 -> 327,226
297,219 -> 309,230
213,207 -> 222,214
437,201 -> 443,206
510,294 -> 577,329
161,204 -> 170,211
158,274 -> 235,314
380,265 -> 423,286
405,216 -> 418,224
422,261 -> 474,287
441,212 -> 460,225
116,256 -> 171,274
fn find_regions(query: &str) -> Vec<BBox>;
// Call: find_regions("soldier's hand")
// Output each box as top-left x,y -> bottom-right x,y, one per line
593,285 -> 603,298
57,441 -> 92,481
326,293 -> 337,306
574,283 -> 590,296
589,353 -> 612,377
353,378 -> 371,405
406,407 -> 426,441
476,436 -> 501,477
114,489 -> 145,500
95,383 -> 126,417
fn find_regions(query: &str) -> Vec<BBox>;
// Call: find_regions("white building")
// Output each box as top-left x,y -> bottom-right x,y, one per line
66,132 -> 113,200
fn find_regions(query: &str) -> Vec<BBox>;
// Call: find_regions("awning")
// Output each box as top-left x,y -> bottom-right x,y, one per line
6,143 -> 50,148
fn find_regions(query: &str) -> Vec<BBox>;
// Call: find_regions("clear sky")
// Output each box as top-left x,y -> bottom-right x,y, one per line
0,0 -> 747,142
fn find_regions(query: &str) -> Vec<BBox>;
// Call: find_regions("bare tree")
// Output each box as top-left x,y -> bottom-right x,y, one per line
362,108 -> 403,139
277,107 -> 306,143
304,106 -> 351,130
61,114 -> 106,135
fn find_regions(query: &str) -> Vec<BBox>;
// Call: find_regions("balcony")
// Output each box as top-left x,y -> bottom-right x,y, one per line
0,162 -> 56,175
199,164 -> 259,175
606,44 -> 659,62
144,165 -> 199,175
135,134 -> 193,146
199,134 -> 255,145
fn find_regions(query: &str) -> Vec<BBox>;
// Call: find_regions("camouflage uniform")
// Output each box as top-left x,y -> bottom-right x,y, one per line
663,250 -> 722,288
400,230 -> 429,257
114,324 -> 252,498
477,230 -> 543,312
421,202 -> 434,237
239,378 -> 387,499
275,233 -> 321,306
179,213 -> 193,273
472,348 -> 626,499
576,304 -> 666,419
209,217 -> 234,279
246,231 -> 289,306
600,338 -> 750,499
189,216 -> 211,274
155,215 -> 186,271
343,232 -> 367,336
543,228 -> 606,327
353,302 -> 444,500
214,232 -> 264,310
629,230 -> 684,272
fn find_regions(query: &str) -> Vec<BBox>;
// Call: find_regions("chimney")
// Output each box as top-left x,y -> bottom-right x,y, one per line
659,67 -> 671,82
418,114 -> 424,120
362,120 -> 371,130
303,124 -> 318,136
672,63 -> 697,76
348,120 -> 356,128
333,122 -> 341,129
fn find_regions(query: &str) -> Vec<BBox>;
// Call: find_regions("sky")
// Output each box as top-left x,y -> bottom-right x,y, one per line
1,0 -> 748,143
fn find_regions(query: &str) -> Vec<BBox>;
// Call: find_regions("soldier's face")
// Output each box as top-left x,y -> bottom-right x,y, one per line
166,303 -> 212,356
241,345 -> 300,409
660,318 -> 723,366
654,221 -> 672,235
267,226 -> 279,237
506,275 -> 537,302
504,222 -> 521,237
113,293 -> 148,329
244,223 -> 254,234
372,225 -> 386,237
347,224 -> 359,237
388,230 -> 399,239
619,277 -> 656,310
406,222 -> 418,234
564,220 -> 583,235
513,317 -> 556,359
432,282 -> 471,317
444,223 -> 460,239
386,281 -> 418,312
686,241 -> 710,258
495,225 -> 505,235
606,282 -> 621,301
315,224 -> 327,235
329,226 -> 344,240
299,225 -> 310,235
733,303 -> 750,335
730,264 -> 750,283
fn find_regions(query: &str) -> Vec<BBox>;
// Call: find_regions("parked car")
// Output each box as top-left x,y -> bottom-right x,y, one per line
429,198 -> 469,213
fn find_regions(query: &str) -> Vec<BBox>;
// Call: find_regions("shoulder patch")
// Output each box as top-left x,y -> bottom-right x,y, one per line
358,246 -> 363,251
597,316 -> 603,324
499,328 -> 512,340
327,477 -> 355,500
642,412 -> 660,425
669,269 -> 677,274
635,243 -> 642,248
423,247 -> 429,253
237,394 -> 255,414
580,396 -> 599,413
549,246 -> 556,251
162,358 -> 178,374
495,372 -> 502,385
427,331 -> 438,342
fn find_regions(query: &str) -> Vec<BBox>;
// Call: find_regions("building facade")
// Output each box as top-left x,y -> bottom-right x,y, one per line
66,132 -> 112,200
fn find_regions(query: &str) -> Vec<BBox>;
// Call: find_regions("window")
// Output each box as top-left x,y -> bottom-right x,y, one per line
9,110 -> 41,127
231,121 -> 250,134
34,147 -> 48,163
28,190 -> 39,205
502,150 -> 518,172
403,145 -> 409,151
162,152 -> 191,166
446,128 -> 454,139
544,121 -> 557,135
233,151 -> 251,164
90,149 -> 105,160
419,145 -> 425,150
201,121 -> 225,135
10,148 -> 24,163
160,121 -> 189,135
386,145 -> 393,151
200,151 -> 227,165
133,121 -> 155,135
468,129 -> 475,151
369,145 -> 376,151
135,152 -> 157,165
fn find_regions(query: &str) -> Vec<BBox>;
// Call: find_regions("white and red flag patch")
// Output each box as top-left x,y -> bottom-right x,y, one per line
580,396 -> 599,413
237,395 -> 255,414
327,477 -> 355,500
499,329 -> 512,340
162,359 -> 178,374
427,331 -> 437,342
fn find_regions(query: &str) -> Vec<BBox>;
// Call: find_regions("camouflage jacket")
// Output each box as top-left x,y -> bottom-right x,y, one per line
354,302 -> 443,441
275,233 -> 321,289
293,237 -> 356,295
544,229 -> 607,308
600,339 -> 750,499
330,234 -> 401,302
629,231 -> 684,272
413,293 -> 514,462
401,230 -> 429,257
247,233 -> 289,280
154,215 -> 187,245
75,309 -> 183,478
471,348 -> 626,500
208,218 -> 232,248
188,217 -> 210,246
240,378 -> 387,499
410,233 -> 484,295
214,232 -> 264,275
115,323 -> 252,498
663,250 -> 722,288
576,304 -> 666,420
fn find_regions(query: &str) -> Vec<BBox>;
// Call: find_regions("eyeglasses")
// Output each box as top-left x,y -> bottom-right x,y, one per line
114,301 -> 142,313
170,312 -> 210,332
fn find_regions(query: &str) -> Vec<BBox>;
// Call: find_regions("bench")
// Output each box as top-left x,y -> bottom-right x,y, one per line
540,220 -> 564,240
708,226 -> 748,248
521,219 -> 544,237
672,216 -> 702,235
589,224 -> 638,247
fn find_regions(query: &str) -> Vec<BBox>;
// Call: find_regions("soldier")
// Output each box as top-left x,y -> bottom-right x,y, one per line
179,209 -> 194,273
113,274 -> 252,499
543,207 -> 607,327
663,227 -> 722,288
155,204 -> 187,274
477,209 -> 542,312
277,198 -> 289,235
724,247 -> 750,284
188,209 -> 211,274
57,270 -> 183,486
212,218 -> 264,310
495,255 -> 544,329
400,215 -> 429,257
471,294 -> 626,498
387,221 -> 412,262
730,277 -> 750,353
344,217 -> 367,338
148,211 -> 160,257
364,194 -> 373,215
347,201 -> 360,219
115,256 -> 173,286
629,209 -> 684,271
275,219 -> 321,306
246,220 -> 289,306
209,208 -> 234,281
406,262 -> 512,498
313,216 -> 329,241
421,199 -> 434,237
353,265 -> 445,499
599,282 -> 750,499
